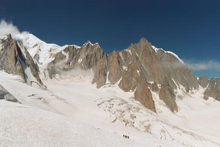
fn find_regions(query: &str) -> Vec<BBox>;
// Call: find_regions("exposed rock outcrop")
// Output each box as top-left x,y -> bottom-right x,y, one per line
134,77 -> 156,112
0,84 -> 19,103
0,34 -> 43,86
159,80 -> 178,112
47,42 -> 107,78
92,55 -> 108,88
108,51 -> 124,84
47,45 -> 78,77
198,76 -> 209,88
119,63 -> 139,92
204,78 -> 220,100
151,83 -> 160,92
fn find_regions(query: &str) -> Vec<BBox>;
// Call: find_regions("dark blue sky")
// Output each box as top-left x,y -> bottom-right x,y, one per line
1,0 -> 220,78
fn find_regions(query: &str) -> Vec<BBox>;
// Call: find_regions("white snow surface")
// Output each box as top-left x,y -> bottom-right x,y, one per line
0,101 -> 143,147
123,66 -> 128,71
151,45 -> 159,52
0,71 -> 220,147
24,67 -> 38,85
152,45 -> 185,64
15,33 -> 80,67
165,50 -> 185,64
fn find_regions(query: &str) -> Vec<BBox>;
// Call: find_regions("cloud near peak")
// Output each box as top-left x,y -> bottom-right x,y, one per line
0,20 -> 23,38
185,60 -> 220,71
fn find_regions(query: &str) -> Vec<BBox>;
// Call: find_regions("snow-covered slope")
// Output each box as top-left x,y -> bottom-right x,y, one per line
15,33 -> 80,67
152,45 -> 185,64
0,71 -> 219,147
0,101 -> 146,147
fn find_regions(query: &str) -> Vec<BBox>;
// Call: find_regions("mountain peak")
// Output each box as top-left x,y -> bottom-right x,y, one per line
139,37 -> 149,44
6,34 -> 12,39
83,40 -> 100,47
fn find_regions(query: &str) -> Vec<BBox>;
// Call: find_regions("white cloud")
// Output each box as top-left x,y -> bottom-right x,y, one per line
0,20 -> 21,38
185,60 -> 220,71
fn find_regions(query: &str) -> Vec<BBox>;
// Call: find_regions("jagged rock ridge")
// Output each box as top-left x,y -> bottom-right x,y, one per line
0,34 -> 44,87
204,78 -> 220,100
44,38 -> 199,112
1,34 -> 220,113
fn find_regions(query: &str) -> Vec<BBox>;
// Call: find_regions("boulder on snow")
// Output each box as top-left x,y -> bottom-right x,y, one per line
0,85 -> 19,103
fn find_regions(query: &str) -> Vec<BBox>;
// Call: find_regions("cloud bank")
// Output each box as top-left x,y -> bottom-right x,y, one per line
0,20 -> 21,38
185,60 -> 220,71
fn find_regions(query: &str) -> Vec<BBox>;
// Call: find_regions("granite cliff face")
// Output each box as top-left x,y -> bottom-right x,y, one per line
0,34 -> 43,86
159,80 -> 178,112
196,76 -> 220,101
198,76 -> 209,88
134,77 -> 156,112
204,78 -> 220,100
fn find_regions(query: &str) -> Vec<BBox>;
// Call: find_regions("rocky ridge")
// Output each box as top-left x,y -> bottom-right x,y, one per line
1,34 -> 220,113
204,78 -> 220,100
43,38 -> 200,112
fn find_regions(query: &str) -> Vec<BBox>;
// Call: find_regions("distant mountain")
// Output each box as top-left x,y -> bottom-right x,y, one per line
0,33 -> 219,112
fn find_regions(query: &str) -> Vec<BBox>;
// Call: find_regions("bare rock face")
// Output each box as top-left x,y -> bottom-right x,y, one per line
120,38 -> 199,92
159,80 -> 178,112
0,34 -> 43,86
77,42 -> 105,70
156,49 -> 198,92
47,42 -> 107,80
0,84 -> 19,103
134,77 -> 156,112
108,51 -> 123,84
204,78 -> 220,100
0,34 -> 24,79
151,83 -> 160,92
119,63 -> 139,92
117,38 -> 197,112
92,55 -> 108,88
198,76 -> 209,88
47,45 -> 78,77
